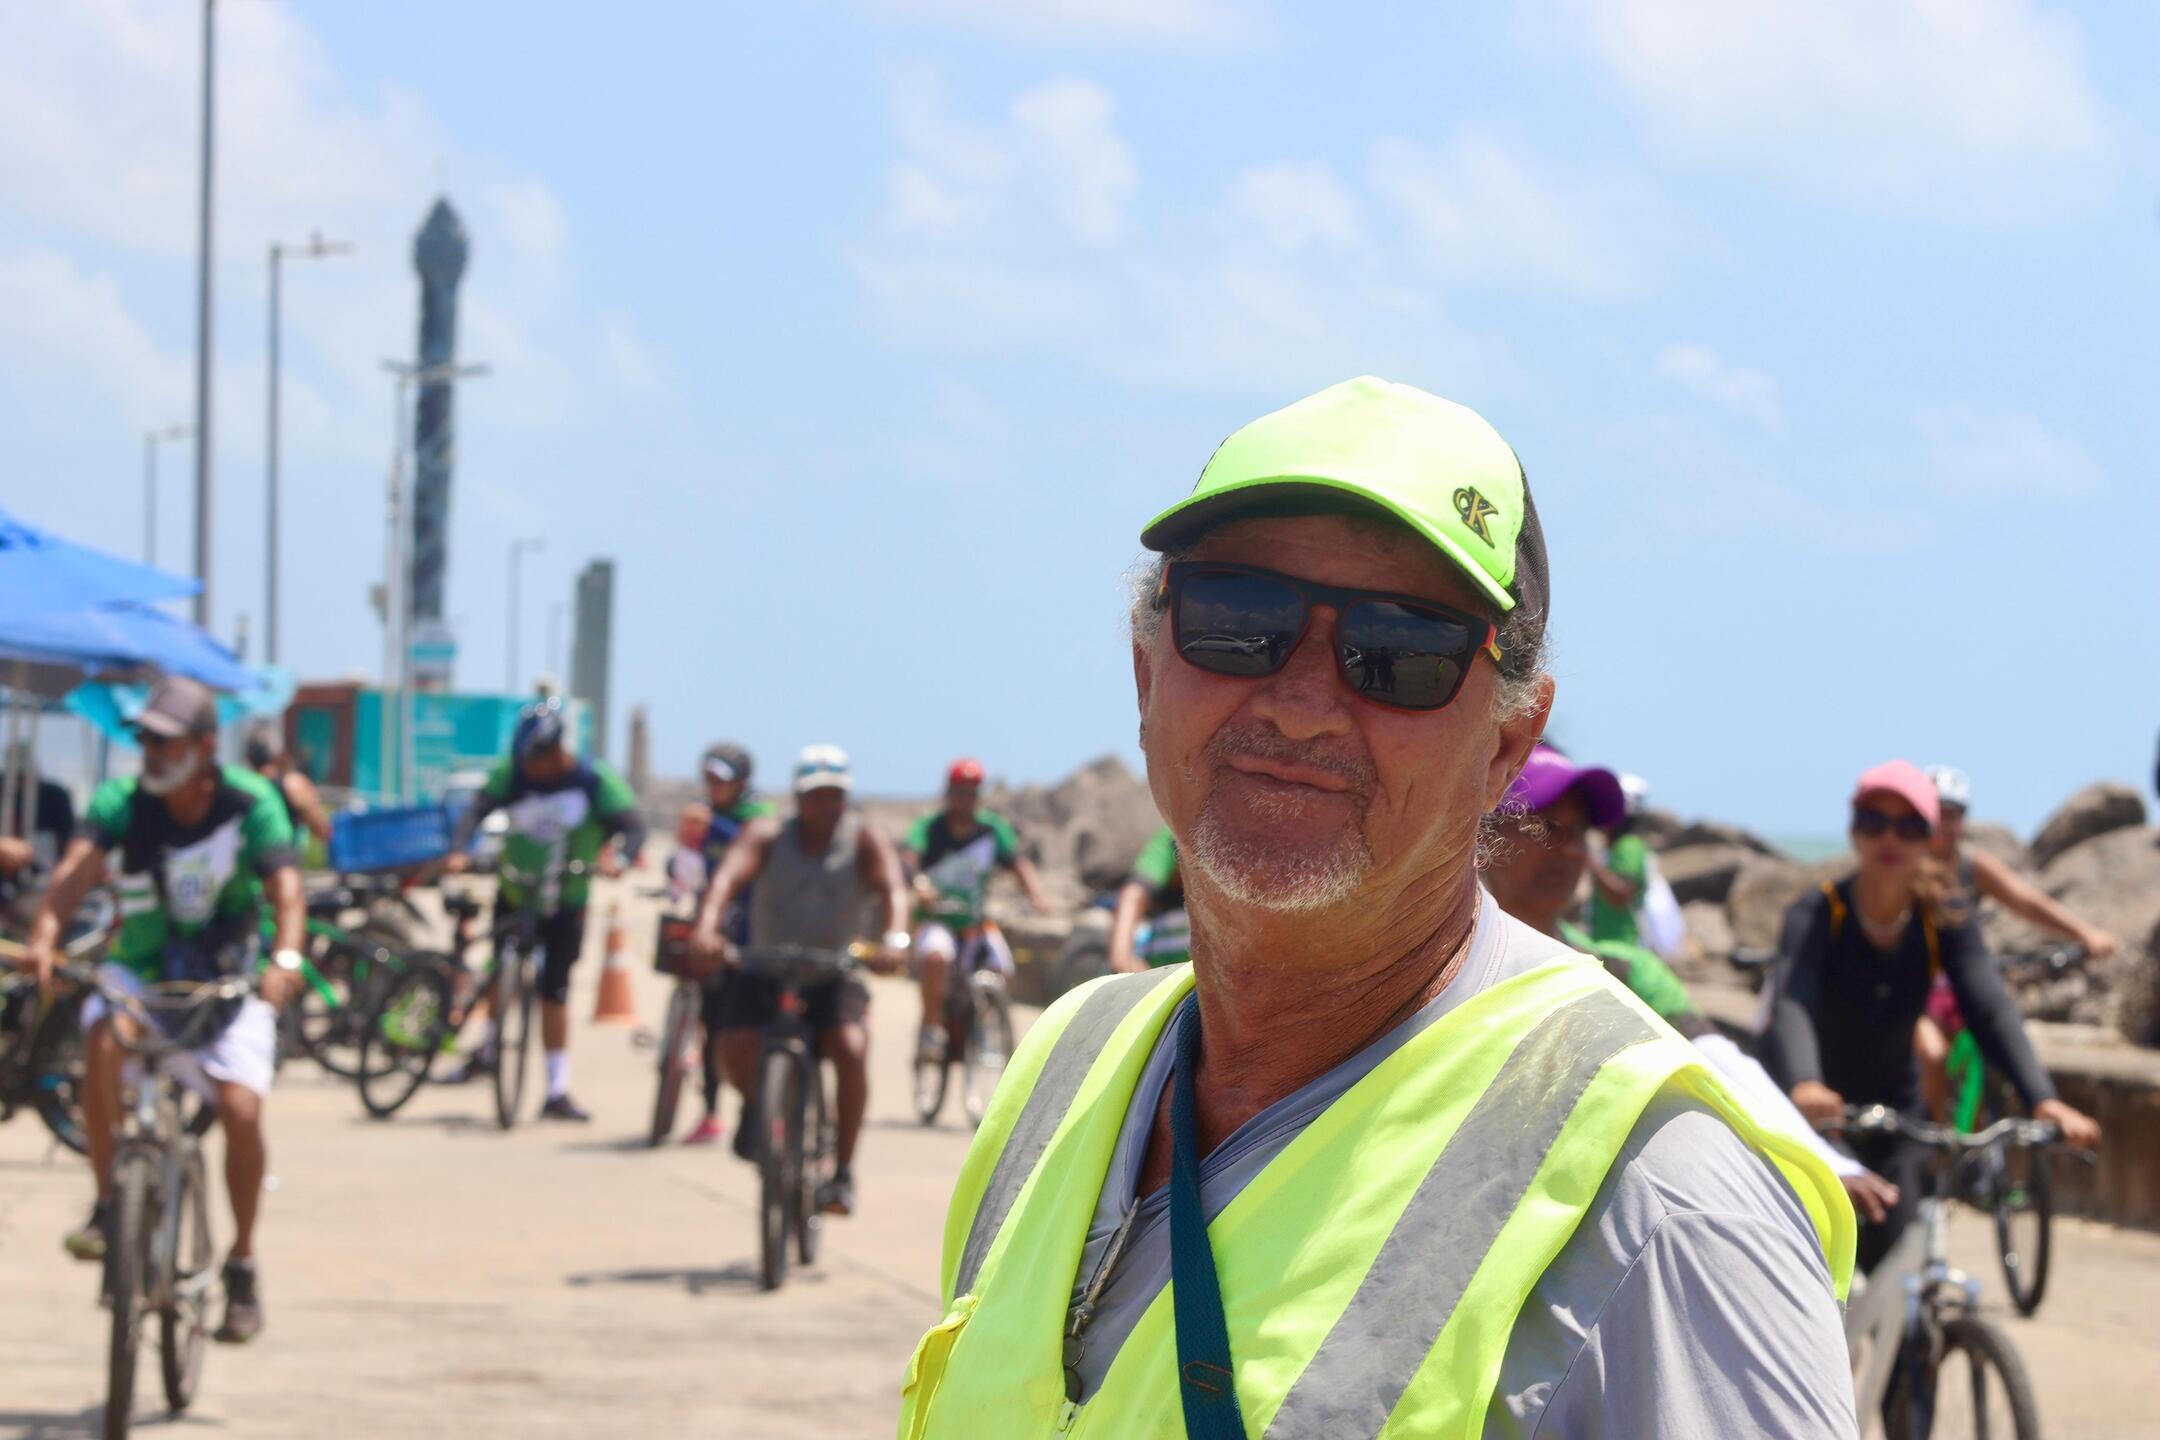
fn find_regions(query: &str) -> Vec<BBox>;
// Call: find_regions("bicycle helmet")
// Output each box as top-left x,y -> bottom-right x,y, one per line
1927,765 -> 1973,813
513,698 -> 567,761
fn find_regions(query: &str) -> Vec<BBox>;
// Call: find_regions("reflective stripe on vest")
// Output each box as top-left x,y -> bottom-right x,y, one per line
955,967 -> 1180,1297
1263,994 -> 1659,1437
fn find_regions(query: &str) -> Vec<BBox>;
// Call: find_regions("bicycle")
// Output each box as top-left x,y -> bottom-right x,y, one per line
274,888 -> 422,1081
0,924 -> 109,1154
64,964 -> 254,1440
1835,1105 -> 2059,1440
735,943 -> 861,1292
647,913 -> 703,1145
911,917 -> 1016,1128
1939,944 -> 2088,1317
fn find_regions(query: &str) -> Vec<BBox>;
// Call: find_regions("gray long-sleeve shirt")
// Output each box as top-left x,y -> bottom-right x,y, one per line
1066,895 -> 1856,1437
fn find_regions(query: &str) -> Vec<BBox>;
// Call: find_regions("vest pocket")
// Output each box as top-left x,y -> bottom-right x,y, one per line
899,1293 -> 978,1440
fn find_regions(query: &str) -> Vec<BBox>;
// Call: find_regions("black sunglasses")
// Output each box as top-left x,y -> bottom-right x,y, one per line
1852,807 -> 1932,842
1164,562 -> 1502,713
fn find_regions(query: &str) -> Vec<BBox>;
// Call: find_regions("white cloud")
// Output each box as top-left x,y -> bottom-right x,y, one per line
859,0 -> 1264,49
1563,0 -> 2116,220
0,251 -> 188,430
1657,343 -> 1783,429
852,77 -> 1662,393
1911,404 -> 2100,498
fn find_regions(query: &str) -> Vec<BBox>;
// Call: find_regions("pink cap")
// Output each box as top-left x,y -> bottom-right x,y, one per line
1851,760 -> 1940,833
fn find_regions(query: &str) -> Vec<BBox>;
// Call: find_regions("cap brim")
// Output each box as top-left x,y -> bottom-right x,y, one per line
132,714 -> 191,740
1141,477 -> 1517,613
1567,769 -> 1627,830
795,777 -> 852,795
703,761 -> 740,783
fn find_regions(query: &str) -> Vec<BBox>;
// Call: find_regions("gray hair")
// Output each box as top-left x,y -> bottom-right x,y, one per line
1127,549 -> 1549,724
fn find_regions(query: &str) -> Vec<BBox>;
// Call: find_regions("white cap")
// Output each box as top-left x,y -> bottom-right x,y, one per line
793,743 -> 853,794
1927,765 -> 1973,811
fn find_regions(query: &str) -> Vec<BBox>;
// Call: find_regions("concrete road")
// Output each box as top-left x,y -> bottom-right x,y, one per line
3,878 -> 2158,1438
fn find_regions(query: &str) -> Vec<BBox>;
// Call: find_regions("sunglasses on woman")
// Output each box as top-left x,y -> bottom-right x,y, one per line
1163,562 -> 1502,713
1851,807 -> 1932,842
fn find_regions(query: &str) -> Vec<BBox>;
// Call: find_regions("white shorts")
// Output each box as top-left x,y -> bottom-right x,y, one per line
912,921 -> 1014,977
81,961 -> 278,1100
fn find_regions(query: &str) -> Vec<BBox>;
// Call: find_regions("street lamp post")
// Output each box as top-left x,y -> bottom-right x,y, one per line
142,424 -> 193,565
381,359 -> 488,803
190,0 -> 216,629
506,537 -> 545,692
265,231 -> 351,667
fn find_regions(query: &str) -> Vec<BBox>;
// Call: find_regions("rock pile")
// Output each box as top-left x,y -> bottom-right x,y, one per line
1646,781 -> 2160,1043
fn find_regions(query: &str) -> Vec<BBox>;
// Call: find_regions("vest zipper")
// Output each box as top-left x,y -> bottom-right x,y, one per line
1059,1200 -> 1141,1431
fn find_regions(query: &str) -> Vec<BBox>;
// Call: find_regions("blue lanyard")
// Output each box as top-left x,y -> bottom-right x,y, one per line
1170,1000 -> 1248,1439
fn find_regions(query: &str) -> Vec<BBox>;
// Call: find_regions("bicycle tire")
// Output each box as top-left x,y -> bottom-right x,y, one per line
757,1047 -> 797,1291
1888,1314 -> 2042,1440
494,948 -> 533,1130
27,991 -> 88,1155
1053,939 -> 1112,1000
649,985 -> 696,1146
290,938 -> 361,1077
159,1145 -> 211,1410
964,976 -> 1016,1127
1995,1133 -> 2053,1316
912,1049 -> 949,1126
797,1058 -> 829,1267
357,962 -> 451,1120
106,1148 -> 152,1440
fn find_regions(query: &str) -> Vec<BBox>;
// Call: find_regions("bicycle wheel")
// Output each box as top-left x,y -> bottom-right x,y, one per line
797,1058 -> 830,1267
1053,938 -> 1112,999
159,1144 -> 212,1410
27,991 -> 88,1155
912,1045 -> 949,1127
756,1046 -> 797,1291
1994,1134 -> 2053,1316
1888,1315 -> 2042,1440
106,1149 -> 153,1440
963,975 -> 1016,1127
649,985 -> 697,1146
493,949 -> 534,1130
357,962 -> 451,1120
290,939 -> 360,1077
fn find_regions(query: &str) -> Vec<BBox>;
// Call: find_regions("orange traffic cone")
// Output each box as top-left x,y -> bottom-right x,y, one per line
591,902 -> 638,1025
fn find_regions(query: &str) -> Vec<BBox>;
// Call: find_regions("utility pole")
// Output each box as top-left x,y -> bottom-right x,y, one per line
265,231 -> 350,666
190,0 -> 216,628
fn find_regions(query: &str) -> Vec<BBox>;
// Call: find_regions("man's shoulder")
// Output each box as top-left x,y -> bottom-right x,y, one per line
220,765 -> 283,808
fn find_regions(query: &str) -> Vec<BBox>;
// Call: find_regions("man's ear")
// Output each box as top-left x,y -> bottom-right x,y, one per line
1132,635 -> 1153,735
1486,673 -> 1554,812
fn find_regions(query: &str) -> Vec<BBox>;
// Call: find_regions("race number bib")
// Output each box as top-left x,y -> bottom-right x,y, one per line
160,819 -> 245,926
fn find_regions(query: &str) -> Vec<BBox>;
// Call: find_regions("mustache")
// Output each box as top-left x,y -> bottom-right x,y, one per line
1202,723 -> 1378,795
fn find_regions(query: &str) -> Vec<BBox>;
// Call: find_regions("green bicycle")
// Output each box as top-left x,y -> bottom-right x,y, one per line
272,882 -> 426,1082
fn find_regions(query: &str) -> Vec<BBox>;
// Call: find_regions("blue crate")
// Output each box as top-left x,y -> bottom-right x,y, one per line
328,803 -> 455,874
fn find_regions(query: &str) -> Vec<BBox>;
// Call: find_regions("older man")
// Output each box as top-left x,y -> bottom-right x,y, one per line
898,378 -> 1855,1439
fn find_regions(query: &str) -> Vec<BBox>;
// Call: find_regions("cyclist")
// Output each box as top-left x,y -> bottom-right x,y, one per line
1484,745 -> 1898,1220
1106,824 -> 1187,972
442,698 -> 646,1122
1915,764 -> 2122,1119
1762,759 -> 2100,1273
690,744 -> 908,1217
13,677 -> 305,1344
682,743 -> 774,1146
242,721 -> 332,849
903,758 -> 1049,1065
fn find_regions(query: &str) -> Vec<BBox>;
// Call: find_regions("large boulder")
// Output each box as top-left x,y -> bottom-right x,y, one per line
1727,853 -> 1854,952
2029,783 -> 2147,869
1961,821 -> 2030,872
1681,901 -> 1734,964
2112,916 -> 2160,1047
1660,820 -> 1782,858
1631,807 -> 1684,849
1658,843 -> 1758,905
990,754 -> 1162,895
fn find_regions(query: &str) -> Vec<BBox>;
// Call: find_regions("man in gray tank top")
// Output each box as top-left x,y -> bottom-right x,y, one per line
693,744 -> 910,1217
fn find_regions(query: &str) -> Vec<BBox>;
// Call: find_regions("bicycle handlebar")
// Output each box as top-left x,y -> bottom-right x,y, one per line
734,943 -> 869,986
56,962 -> 256,1058
0,927 -> 111,967
1829,1103 -> 2061,1152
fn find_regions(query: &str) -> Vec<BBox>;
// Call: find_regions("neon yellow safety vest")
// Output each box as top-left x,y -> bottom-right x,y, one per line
898,958 -> 1853,1439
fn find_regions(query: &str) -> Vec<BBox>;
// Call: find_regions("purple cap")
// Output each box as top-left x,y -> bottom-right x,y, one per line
1505,745 -> 1626,828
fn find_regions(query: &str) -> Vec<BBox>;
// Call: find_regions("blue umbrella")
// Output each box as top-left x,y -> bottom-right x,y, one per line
0,602 -> 258,692
68,666 -> 295,746
0,507 -> 198,616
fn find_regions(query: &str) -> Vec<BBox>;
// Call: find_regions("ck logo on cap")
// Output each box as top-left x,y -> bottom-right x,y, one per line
1453,486 -> 1498,545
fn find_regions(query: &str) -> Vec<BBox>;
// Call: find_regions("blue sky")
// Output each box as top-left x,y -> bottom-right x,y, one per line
3,1 -> 2155,835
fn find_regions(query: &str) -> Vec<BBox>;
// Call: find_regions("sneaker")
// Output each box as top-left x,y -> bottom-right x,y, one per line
818,1170 -> 856,1217
538,1093 -> 592,1123
64,1200 -> 109,1262
443,1050 -> 496,1085
684,1113 -> 725,1146
915,1026 -> 947,1065
215,1258 -> 263,1344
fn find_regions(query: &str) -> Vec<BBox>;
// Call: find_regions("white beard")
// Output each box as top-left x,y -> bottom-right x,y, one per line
1187,791 -> 1372,913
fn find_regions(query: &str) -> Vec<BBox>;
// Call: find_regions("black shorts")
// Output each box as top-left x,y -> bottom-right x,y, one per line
699,974 -> 731,1034
493,902 -> 587,1006
717,971 -> 871,1032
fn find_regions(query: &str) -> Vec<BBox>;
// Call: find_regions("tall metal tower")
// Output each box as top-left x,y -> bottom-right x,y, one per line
409,198 -> 468,688
570,560 -> 615,761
